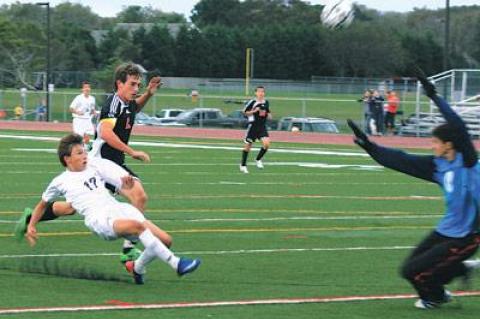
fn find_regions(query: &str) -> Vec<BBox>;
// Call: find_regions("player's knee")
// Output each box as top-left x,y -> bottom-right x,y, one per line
53,202 -> 75,216
130,221 -> 146,235
163,235 -> 173,248
399,262 -> 415,280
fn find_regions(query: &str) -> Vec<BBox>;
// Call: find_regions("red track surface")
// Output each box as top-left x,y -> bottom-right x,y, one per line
1,120 -> 472,150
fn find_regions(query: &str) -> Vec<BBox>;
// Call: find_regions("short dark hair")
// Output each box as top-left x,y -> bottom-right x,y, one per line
255,86 -> 265,92
113,63 -> 142,90
432,123 -> 460,150
81,81 -> 90,87
58,134 -> 83,167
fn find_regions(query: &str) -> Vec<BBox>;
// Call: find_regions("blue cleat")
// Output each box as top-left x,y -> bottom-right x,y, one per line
177,257 -> 201,277
125,261 -> 144,285
14,208 -> 32,241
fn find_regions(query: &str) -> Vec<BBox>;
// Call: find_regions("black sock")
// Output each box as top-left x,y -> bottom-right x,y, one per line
241,150 -> 249,166
256,147 -> 268,161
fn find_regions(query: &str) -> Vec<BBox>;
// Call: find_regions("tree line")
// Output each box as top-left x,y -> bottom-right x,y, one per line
0,0 -> 479,89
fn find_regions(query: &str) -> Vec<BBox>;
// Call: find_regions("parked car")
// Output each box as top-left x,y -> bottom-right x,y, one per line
277,117 -> 339,133
227,110 -> 248,128
169,108 -> 238,128
135,112 -> 186,126
227,109 -> 277,129
155,108 -> 185,119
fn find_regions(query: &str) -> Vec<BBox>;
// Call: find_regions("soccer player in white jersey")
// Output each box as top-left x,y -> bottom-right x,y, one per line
70,81 -> 96,150
26,134 -> 201,284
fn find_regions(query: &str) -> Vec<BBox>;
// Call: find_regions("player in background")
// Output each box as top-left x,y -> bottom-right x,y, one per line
70,81 -> 96,150
240,86 -> 272,174
26,134 -> 201,284
384,90 -> 399,135
16,63 -> 162,264
347,72 -> 480,309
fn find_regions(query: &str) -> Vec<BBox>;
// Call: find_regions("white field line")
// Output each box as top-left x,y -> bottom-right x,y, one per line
2,133 -> 370,157
0,291 -> 479,315
0,245 -> 416,260
0,214 -> 443,224
1,161 -> 381,170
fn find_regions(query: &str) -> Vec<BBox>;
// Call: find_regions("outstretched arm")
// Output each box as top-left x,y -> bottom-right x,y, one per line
26,200 -> 48,246
418,75 -> 478,167
347,119 -> 436,182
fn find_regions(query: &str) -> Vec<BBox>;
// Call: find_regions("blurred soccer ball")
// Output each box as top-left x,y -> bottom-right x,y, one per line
321,0 -> 354,29
291,126 -> 300,132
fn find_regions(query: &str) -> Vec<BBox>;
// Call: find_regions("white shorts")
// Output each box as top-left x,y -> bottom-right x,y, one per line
84,202 -> 146,241
73,118 -> 94,136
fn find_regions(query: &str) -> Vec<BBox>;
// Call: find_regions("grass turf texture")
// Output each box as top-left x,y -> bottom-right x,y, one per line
0,131 -> 479,318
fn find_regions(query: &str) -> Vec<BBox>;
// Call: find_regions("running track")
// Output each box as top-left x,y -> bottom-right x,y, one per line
1,120 -> 474,150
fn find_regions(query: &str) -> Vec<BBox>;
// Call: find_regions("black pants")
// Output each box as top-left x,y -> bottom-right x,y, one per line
400,231 -> 480,302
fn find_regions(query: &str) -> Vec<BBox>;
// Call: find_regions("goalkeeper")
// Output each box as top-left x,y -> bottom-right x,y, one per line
347,73 -> 480,309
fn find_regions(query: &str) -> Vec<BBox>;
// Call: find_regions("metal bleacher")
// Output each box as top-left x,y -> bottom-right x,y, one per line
398,69 -> 480,138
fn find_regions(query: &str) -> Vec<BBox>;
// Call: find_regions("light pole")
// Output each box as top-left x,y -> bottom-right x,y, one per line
443,0 -> 450,98
36,2 -> 50,121
444,0 -> 450,71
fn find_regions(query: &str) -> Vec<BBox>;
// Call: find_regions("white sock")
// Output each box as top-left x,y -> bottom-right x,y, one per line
135,229 -> 179,273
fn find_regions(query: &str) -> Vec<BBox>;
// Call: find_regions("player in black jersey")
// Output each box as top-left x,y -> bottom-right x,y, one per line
16,63 -> 165,263
240,86 -> 272,173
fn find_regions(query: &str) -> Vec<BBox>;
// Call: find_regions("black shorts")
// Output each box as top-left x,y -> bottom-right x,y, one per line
105,163 -> 140,193
244,124 -> 269,143
385,112 -> 396,128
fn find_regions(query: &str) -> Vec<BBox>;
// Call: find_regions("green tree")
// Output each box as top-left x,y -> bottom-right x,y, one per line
142,25 -> 176,75
175,26 -> 210,77
0,17 -> 44,88
117,5 -> 186,23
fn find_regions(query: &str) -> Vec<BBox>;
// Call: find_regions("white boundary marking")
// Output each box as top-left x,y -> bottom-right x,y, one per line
0,291 -> 479,315
0,214 -> 443,224
3,133 -> 370,157
0,245 -> 415,259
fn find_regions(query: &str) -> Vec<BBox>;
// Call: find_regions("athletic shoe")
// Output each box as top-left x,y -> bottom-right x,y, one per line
125,261 -> 144,285
256,160 -> 264,169
463,258 -> 480,270
177,257 -> 201,277
120,247 -> 142,264
239,165 -> 249,174
462,258 -> 480,288
414,290 -> 453,309
14,208 -> 32,241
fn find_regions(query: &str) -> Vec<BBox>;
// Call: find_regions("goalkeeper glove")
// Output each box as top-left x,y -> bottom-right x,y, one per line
347,119 -> 373,150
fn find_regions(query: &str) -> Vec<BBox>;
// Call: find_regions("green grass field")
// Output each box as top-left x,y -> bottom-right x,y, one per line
0,130 -> 479,318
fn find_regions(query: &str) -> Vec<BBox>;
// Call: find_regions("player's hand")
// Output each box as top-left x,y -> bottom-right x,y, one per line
147,76 -> 162,95
130,150 -> 151,162
26,225 -> 38,247
417,76 -> 437,98
121,175 -> 135,190
412,66 -> 437,98
347,119 -> 373,150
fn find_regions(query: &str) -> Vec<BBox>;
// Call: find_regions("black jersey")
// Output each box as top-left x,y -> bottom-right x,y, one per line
243,99 -> 270,127
91,93 -> 137,165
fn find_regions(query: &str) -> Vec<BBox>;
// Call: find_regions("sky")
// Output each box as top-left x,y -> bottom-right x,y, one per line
0,0 -> 478,18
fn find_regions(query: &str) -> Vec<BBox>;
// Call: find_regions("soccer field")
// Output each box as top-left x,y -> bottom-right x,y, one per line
0,131 -> 479,318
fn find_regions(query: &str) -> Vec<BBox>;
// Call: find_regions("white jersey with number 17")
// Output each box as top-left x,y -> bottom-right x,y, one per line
42,158 -> 128,219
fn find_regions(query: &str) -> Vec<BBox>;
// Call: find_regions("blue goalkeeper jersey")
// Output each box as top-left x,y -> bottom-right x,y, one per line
364,95 -> 480,238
